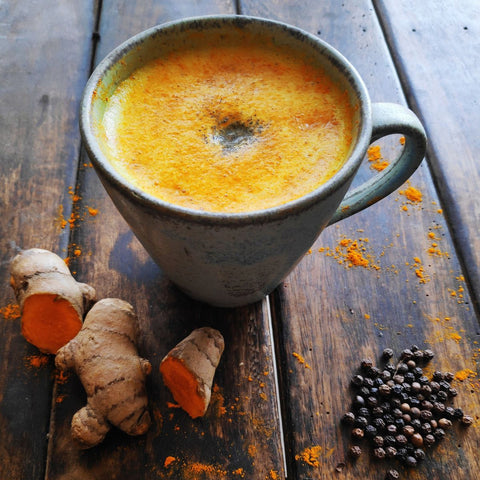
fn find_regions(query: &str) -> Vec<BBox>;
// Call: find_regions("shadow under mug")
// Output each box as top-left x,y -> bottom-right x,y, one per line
80,15 -> 427,307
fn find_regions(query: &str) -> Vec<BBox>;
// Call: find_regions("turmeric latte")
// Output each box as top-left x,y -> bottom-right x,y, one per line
99,33 -> 354,213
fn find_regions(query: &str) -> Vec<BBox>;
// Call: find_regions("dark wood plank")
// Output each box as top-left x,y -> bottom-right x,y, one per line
374,0 -> 480,312
46,1 -> 286,479
0,2 -> 96,479
241,1 -> 480,479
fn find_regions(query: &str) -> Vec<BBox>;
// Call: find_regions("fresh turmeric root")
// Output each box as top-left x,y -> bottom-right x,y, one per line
10,248 -> 96,354
160,327 -> 224,418
55,298 -> 152,448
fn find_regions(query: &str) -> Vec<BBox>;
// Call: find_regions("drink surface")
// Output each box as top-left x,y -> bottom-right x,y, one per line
98,32 -> 354,213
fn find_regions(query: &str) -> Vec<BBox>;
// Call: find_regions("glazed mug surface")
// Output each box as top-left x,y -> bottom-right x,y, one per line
80,15 -> 426,307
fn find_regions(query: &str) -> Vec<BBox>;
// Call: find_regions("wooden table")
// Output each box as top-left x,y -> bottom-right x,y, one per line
1,1 -> 479,479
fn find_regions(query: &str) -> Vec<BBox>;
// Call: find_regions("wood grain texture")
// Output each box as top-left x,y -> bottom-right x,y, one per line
46,1 -> 286,479
0,1 -> 95,479
374,0 -> 480,313
241,1 -> 480,479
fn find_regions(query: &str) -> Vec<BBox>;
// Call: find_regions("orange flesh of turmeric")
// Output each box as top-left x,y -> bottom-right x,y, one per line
98,34 -> 354,213
160,356 -> 206,418
21,294 -> 82,354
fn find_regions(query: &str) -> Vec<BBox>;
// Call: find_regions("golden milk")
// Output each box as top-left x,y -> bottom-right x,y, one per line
98,33 -> 354,213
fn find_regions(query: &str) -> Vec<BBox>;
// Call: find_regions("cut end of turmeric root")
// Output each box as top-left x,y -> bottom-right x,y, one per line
10,248 -> 96,354
160,356 -> 209,418
21,294 -> 83,354
160,327 -> 225,419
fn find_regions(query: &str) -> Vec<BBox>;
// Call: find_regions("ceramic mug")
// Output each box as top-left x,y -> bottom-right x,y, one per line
80,15 -> 426,307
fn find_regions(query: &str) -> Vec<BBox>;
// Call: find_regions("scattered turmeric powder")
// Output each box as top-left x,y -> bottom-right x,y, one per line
295,445 -> 322,467
0,303 -> 21,320
87,206 -> 99,216
455,368 -> 477,382
320,237 -> 380,270
399,185 -> 423,203
293,352 -> 311,369
25,354 -> 49,368
164,456 -> 177,467
367,145 -> 390,171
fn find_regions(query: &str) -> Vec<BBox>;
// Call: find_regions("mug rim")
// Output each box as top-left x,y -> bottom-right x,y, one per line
80,14 -> 372,226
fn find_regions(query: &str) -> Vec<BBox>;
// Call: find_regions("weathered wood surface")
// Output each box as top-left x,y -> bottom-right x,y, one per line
374,0 -> 480,312
0,1 -> 96,479
241,1 -> 480,479
0,1 -> 479,480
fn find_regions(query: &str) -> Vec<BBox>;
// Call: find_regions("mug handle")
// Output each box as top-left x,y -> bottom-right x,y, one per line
328,102 -> 427,225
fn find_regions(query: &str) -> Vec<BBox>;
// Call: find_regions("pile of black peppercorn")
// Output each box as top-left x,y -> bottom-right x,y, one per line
341,346 -> 473,479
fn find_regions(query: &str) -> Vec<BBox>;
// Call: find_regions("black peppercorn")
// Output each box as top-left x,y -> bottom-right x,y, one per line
383,435 -> 396,446
395,434 -> 408,447
385,445 -> 397,458
385,468 -> 400,480
351,374 -> 364,387
414,448 -> 426,461
418,375 -> 430,385
433,427 -> 446,440
353,395 -> 365,409
373,447 -> 386,459
453,407 -> 464,419
356,407 -> 368,418
373,435 -> 384,447
448,387 -> 458,398
411,381 -> 421,393
351,427 -> 364,439
363,377 -> 374,388
348,445 -> 362,458
420,423 -> 432,435
461,415 -> 473,426
410,407 -> 421,418
403,425 -> 415,437
420,409 -> 433,421
386,424 -> 397,434
361,358 -> 374,371
401,349 -> 413,360
410,432 -> 424,447
404,372 -> 415,383
364,424 -> 377,438
404,455 -> 417,468
421,400 -> 433,411
438,417 -> 452,429
423,349 -> 435,362
444,371 -> 455,382
437,390 -> 448,402
424,434 -> 435,447
372,417 -> 386,430
342,411 -> 356,424
355,416 -> 368,429
413,350 -> 424,363
382,348 -> 394,360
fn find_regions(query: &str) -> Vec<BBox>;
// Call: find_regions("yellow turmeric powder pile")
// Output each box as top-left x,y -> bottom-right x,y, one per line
454,369 -> 477,382
367,145 -> 389,171
400,185 -> 423,203
0,303 -> 21,320
295,445 -> 322,467
319,236 -> 381,270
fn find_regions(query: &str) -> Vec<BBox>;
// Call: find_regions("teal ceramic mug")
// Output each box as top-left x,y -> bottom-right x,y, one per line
80,15 -> 426,307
